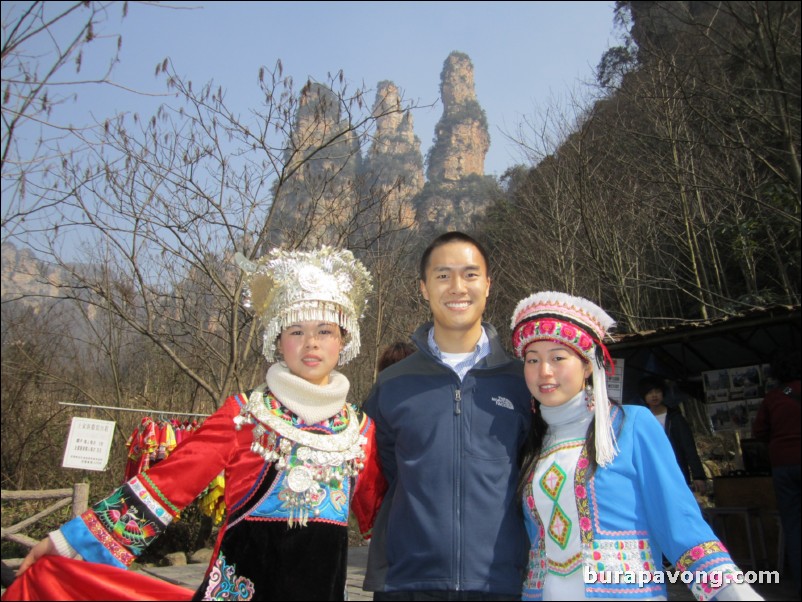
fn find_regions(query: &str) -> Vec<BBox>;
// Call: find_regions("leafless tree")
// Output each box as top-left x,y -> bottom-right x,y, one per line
1,1 -> 148,240
10,58 -> 412,411
489,1 -> 800,334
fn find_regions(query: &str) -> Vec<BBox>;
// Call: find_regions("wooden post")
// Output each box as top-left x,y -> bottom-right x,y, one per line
72,482 -> 89,517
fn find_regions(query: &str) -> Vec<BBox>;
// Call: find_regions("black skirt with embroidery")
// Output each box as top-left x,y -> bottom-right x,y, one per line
193,519 -> 349,601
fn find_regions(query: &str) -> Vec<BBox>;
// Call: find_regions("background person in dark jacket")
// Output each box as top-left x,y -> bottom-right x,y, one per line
639,376 -> 707,493
753,352 -> 801,596
363,232 -> 530,601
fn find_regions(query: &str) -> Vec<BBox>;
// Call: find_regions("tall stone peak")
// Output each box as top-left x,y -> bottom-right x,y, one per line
285,81 -> 359,174
267,54 -> 495,244
297,82 -> 340,126
415,52 -> 497,234
426,51 -> 490,183
441,52 -> 478,109
269,80 -> 361,248
364,81 -> 424,228
373,81 -> 404,133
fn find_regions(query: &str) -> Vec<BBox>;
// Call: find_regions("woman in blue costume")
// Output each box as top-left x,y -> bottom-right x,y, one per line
10,247 -> 385,601
509,292 -> 760,601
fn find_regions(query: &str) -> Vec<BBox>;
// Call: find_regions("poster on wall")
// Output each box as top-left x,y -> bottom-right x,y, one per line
706,400 -> 750,431
702,369 -> 731,403
744,397 -> 764,426
702,364 -> 766,431
707,401 -> 732,430
761,363 -> 777,391
728,365 -> 762,401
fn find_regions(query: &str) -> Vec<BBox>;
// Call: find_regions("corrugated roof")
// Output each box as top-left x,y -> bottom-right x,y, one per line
610,305 -> 800,350
607,305 -> 800,402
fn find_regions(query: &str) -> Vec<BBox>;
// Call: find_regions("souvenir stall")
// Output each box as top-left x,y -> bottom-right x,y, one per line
607,304 -> 800,573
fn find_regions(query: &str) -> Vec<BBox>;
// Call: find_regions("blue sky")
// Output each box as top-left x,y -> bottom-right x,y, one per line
10,0 -> 619,178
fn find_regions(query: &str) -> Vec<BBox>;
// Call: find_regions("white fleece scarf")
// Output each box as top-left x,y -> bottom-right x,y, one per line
265,362 -> 350,425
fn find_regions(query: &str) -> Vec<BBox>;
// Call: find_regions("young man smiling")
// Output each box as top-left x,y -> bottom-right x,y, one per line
363,232 -> 531,601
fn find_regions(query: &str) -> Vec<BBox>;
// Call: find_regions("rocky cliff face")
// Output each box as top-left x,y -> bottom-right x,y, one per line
268,82 -> 362,248
265,52 -> 496,241
426,52 -> 490,183
1,243 -> 62,302
363,81 -> 424,229
3,53 -> 500,336
415,52 -> 496,233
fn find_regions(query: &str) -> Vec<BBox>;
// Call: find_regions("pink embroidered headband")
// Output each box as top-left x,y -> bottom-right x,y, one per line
511,315 -> 614,376
510,292 -> 615,370
510,291 -> 619,466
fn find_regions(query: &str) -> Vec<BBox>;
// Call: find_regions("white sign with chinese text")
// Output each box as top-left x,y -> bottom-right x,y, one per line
62,417 -> 115,471
607,358 -> 625,402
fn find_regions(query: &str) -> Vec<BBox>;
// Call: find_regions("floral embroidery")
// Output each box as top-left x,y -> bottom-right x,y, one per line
692,563 -> 741,601
523,546 -> 547,600
540,319 -> 557,335
330,488 -> 347,512
587,538 -> 654,573
578,333 -> 593,352
204,554 -> 255,601
523,471 -> 547,597
675,540 -> 728,571
92,487 -> 161,555
548,552 -> 582,576
81,511 -> 136,566
561,324 -> 577,339
512,318 -> 596,359
575,444 -> 592,545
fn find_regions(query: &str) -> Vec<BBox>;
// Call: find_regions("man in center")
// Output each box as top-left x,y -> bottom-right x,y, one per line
364,231 -> 530,600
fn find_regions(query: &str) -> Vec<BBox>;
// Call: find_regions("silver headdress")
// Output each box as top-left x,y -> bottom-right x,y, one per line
234,246 -> 372,364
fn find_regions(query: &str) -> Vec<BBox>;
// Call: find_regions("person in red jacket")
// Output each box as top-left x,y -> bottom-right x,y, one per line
753,351 -> 801,596
10,246 -> 385,602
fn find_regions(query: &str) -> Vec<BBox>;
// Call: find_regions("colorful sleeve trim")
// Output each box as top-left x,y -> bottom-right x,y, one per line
674,541 -> 742,601
690,562 -> 743,601
675,540 -> 729,571
130,475 -> 175,526
82,512 -> 137,566
60,477 -> 179,568
140,471 -> 181,516
60,512 -> 131,569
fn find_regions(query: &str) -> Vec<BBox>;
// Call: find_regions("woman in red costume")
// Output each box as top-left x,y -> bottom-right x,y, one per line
7,246 -> 384,601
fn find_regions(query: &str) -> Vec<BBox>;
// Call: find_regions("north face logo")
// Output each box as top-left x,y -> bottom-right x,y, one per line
493,396 -> 514,410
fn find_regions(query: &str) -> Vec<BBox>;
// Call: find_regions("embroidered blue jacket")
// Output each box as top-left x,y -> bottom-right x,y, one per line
523,405 -> 743,600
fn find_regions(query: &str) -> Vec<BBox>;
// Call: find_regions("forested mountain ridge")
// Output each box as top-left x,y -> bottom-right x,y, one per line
481,0 -> 800,334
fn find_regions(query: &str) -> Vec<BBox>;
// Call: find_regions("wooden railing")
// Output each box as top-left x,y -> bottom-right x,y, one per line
1,484 -> 90,550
